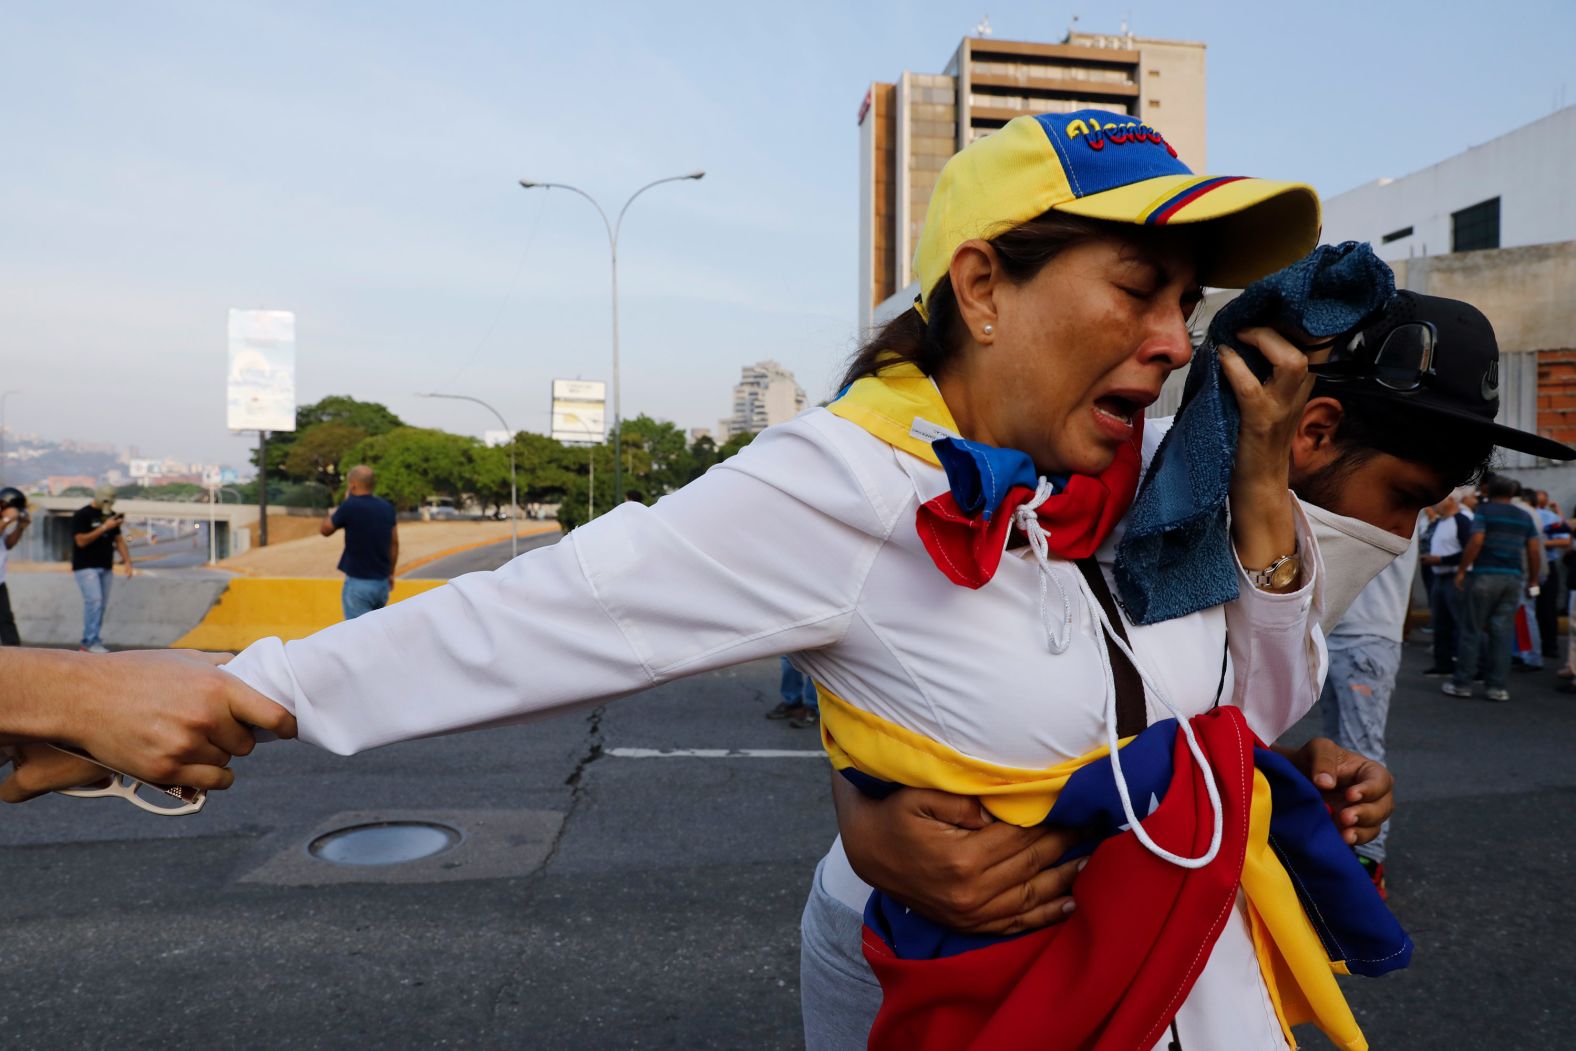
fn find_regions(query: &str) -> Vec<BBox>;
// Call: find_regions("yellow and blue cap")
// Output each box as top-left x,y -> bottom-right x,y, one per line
913,110 -> 1322,316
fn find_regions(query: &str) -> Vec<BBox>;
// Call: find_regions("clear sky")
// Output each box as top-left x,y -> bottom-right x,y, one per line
4,0 -> 1573,466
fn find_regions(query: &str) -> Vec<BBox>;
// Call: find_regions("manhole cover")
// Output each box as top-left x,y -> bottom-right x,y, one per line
308,821 -> 462,866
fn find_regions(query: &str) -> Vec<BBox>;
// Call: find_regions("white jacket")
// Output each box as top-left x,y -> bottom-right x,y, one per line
226,407 -> 1326,1050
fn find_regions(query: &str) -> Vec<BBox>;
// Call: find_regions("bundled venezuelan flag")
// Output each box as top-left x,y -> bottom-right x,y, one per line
821,694 -> 1412,1051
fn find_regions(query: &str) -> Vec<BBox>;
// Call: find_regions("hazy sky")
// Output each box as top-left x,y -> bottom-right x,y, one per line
4,0 -> 1574,466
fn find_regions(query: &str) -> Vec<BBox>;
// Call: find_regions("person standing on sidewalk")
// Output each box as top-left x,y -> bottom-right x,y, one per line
1420,489 -> 1473,677
1446,475 -> 1541,701
320,465 -> 398,620
0,487 -> 32,646
1320,532 -> 1418,898
70,484 -> 133,653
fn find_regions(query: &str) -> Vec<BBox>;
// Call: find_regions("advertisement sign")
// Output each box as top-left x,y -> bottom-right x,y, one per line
227,309 -> 297,432
550,379 -> 606,444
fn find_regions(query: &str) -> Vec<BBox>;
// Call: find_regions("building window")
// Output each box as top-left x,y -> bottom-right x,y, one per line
1451,197 -> 1500,252
1148,98 -> 1161,107
1381,226 -> 1413,244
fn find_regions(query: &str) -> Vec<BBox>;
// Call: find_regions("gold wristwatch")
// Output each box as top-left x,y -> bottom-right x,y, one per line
1247,547 -> 1302,591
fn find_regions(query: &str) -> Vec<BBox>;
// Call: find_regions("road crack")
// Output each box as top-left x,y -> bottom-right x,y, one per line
539,705 -> 605,871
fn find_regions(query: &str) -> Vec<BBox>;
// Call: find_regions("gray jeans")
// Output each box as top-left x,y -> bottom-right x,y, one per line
1320,636 -> 1400,863
799,858 -> 881,1050
1454,573 -> 1523,690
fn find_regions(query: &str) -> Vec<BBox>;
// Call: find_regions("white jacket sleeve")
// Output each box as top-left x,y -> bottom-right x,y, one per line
222,415 -> 894,755
1225,495 -> 1329,742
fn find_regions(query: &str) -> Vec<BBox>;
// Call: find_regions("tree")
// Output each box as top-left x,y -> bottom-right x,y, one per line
685,434 -> 718,483
620,415 -> 693,498
467,443 -> 514,518
338,427 -> 475,511
282,423 -> 368,487
250,395 -> 404,474
717,431 -> 756,461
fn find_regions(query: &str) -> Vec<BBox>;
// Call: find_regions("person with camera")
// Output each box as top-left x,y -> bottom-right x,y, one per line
0,486 -> 31,646
70,483 -> 133,653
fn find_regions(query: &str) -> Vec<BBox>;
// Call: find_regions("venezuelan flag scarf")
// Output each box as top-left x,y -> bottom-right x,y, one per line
828,361 -> 1142,580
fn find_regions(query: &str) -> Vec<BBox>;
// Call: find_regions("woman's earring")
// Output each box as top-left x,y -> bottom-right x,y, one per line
982,324 -> 994,337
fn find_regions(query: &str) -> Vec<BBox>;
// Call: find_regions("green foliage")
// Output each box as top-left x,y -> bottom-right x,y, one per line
717,430 -> 756,461
338,427 -> 476,511
620,415 -> 691,497
250,395 -> 404,475
282,423 -> 368,487
279,481 -> 334,509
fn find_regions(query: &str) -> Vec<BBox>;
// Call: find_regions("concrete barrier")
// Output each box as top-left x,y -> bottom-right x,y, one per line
10,574 -> 232,649
7,574 -> 447,651
174,578 -> 446,650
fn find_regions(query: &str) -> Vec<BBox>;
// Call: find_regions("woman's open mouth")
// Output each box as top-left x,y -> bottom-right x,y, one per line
1093,395 -> 1138,428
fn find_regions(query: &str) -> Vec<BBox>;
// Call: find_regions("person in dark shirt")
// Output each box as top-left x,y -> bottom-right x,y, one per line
70,484 -> 133,652
1446,474 -> 1541,701
320,465 -> 398,620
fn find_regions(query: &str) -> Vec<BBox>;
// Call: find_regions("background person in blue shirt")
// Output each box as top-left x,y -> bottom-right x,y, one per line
320,464 -> 399,620
1446,474 -> 1541,701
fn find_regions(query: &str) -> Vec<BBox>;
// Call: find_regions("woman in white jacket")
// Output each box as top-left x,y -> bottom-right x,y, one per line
10,111 -> 1341,1048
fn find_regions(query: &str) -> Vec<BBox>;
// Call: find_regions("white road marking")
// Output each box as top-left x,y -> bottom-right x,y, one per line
606,748 -> 826,759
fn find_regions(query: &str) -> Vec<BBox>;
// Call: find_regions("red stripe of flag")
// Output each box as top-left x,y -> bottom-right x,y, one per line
1147,175 -> 1247,225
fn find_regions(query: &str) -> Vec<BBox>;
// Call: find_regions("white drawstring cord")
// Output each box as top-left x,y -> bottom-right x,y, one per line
1010,476 -> 1221,867
1014,478 -> 1073,654
1076,568 -> 1224,870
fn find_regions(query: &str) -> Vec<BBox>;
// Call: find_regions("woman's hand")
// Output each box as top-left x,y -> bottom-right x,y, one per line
831,775 -> 1083,934
1220,327 -> 1315,589
1273,737 -> 1395,846
0,648 -> 296,796
1,744 -> 111,803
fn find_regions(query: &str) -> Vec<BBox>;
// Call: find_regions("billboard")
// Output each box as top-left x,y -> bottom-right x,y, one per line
227,309 -> 297,432
551,379 -> 606,444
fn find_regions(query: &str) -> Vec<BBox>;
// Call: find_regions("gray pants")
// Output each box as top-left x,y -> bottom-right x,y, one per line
1320,636 -> 1399,863
1454,573 -> 1523,690
799,858 -> 880,1050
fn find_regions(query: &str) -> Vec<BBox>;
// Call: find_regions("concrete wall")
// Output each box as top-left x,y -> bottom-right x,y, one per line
1323,104 -> 1576,261
6,574 -> 445,651
1391,242 -> 1576,354
10,574 -> 230,648
1134,38 -> 1207,170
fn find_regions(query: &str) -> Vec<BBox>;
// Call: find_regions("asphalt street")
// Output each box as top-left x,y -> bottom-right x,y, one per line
405,530 -> 560,579
3,639 -> 1574,1048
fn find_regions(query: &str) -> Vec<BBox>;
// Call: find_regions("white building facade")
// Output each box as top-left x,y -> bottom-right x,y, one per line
725,361 -> 808,438
1322,105 -> 1576,263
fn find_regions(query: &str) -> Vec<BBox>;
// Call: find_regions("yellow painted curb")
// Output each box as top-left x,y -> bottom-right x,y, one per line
395,522 -> 561,577
174,578 -> 448,651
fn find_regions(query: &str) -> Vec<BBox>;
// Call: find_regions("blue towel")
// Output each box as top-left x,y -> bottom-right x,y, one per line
1113,243 -> 1395,624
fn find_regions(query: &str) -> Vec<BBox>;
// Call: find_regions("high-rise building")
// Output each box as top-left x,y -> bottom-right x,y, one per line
857,29 -> 1207,332
726,361 -> 808,437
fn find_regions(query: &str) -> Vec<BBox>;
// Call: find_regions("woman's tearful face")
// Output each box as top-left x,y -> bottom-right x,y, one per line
955,232 -> 1202,477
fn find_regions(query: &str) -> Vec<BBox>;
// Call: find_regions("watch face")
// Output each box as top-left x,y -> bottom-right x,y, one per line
1269,556 -> 1301,589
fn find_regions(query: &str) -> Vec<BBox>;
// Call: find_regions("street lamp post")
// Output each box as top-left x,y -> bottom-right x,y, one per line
417,392 -> 518,558
0,389 -> 19,483
518,171 -> 704,507
557,411 -> 602,521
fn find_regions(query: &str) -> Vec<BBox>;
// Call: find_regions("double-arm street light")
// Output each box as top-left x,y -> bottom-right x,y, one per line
517,171 -> 704,505
417,392 -> 518,558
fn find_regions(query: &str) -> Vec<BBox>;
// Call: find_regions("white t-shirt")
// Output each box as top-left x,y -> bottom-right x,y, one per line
1331,533 -> 1419,643
1428,508 -> 1473,575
